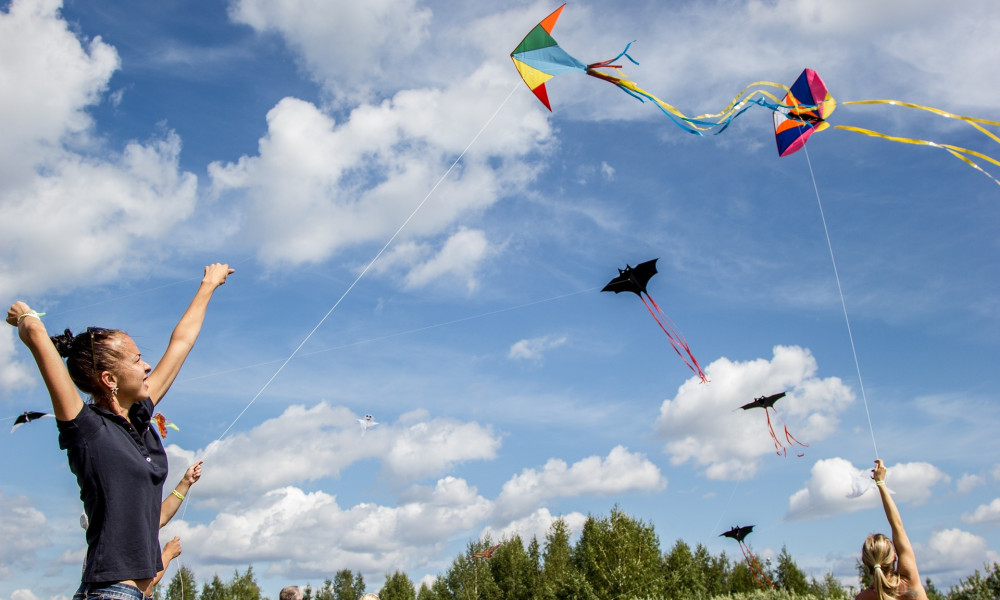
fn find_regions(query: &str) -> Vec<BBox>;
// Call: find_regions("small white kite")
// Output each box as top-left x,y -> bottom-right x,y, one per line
358,414 -> 379,436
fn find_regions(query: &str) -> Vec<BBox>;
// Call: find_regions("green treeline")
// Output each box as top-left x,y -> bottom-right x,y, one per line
157,507 -> 1000,600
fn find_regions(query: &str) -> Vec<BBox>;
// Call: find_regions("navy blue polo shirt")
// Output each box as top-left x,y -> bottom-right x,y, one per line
58,398 -> 168,583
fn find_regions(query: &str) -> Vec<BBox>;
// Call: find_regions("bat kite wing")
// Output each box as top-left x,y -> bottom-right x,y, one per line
740,392 -> 786,410
773,68 -> 836,157
720,525 -> 754,542
510,4 -> 587,111
10,410 -> 54,433
601,258 -> 658,296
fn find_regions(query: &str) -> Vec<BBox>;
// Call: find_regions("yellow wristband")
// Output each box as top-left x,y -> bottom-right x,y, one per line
171,489 -> 185,500
875,480 -> 885,486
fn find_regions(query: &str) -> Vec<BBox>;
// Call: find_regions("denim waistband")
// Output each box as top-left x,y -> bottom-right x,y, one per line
73,582 -> 146,600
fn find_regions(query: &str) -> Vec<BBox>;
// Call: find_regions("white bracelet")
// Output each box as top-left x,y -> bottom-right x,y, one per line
16,311 -> 45,325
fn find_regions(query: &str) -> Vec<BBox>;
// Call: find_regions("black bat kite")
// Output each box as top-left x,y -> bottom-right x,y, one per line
741,392 -> 807,457
720,525 -> 773,588
602,258 -> 708,382
10,411 -> 54,433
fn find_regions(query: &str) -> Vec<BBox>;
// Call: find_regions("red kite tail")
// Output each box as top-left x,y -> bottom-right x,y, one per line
641,293 -> 709,383
764,408 -> 786,456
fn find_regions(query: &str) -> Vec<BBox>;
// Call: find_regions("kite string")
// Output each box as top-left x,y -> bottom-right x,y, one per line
803,146 -> 879,459
207,82 -> 521,447
176,83 -> 521,527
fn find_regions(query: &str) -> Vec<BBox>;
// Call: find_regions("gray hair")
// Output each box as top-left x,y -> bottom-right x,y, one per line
280,586 -> 303,600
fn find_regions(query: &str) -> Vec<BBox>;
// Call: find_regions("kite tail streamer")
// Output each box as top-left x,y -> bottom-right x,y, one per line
739,542 -> 774,589
833,125 -> 1000,186
763,408 -> 785,456
639,294 -> 709,383
772,407 -> 808,456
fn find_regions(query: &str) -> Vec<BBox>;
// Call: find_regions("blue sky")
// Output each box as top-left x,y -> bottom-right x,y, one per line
1,0 -> 999,597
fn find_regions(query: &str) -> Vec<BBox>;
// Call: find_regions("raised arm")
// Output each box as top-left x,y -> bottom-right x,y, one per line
147,263 -> 234,405
6,303 -> 83,421
873,459 -> 923,590
160,461 -> 202,528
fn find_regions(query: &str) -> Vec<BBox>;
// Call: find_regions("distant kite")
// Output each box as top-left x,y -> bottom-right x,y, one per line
720,525 -> 773,588
358,414 -> 379,436
10,411 -> 53,433
472,543 -> 502,559
740,392 -> 807,457
153,413 -> 179,438
603,258 -> 708,382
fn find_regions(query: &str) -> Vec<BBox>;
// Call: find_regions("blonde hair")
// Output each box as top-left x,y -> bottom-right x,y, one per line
862,533 -> 900,600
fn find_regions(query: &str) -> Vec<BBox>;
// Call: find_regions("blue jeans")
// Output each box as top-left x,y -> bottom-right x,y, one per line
72,582 -> 147,600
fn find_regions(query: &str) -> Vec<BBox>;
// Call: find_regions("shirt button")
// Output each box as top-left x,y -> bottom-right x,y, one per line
146,457 -> 152,462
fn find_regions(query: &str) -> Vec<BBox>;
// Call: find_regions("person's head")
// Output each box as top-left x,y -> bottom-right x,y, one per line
280,586 -> 302,600
862,533 -> 899,598
51,328 -> 151,409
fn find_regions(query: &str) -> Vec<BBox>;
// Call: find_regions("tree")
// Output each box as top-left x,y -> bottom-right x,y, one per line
333,569 -> 366,600
488,536 -> 536,600
808,572 -> 849,599
314,580 -> 336,600
380,570 -> 417,600
948,562 -> 1000,600
572,506 -> 665,600
165,564 -> 199,600
200,574 -> 228,600
663,539 -> 706,600
923,577 -> 945,600
774,546 -> 809,595
229,566 -> 264,600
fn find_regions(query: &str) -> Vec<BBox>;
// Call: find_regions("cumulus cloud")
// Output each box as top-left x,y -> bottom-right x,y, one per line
377,227 -> 494,292
956,473 -> 985,495
785,458 -> 949,521
655,345 -> 854,480
961,498 -> 1000,525
916,528 -> 1000,579
0,327 -> 34,394
169,477 -> 492,582
0,0 -> 200,296
0,493 -> 50,579
208,66 -> 551,269
508,334 -> 568,362
175,403 -> 501,502
228,0 -> 432,102
481,508 -> 588,546
493,446 -> 666,522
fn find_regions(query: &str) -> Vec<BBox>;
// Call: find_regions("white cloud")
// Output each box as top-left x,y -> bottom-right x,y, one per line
961,498 -> 1000,525
0,492 -> 50,578
956,473 -> 986,495
402,228 -> 492,291
786,458 -> 949,521
169,478 -> 493,582
655,345 -> 854,480
208,66 -> 551,269
916,528 -> 1000,578
173,403 -> 501,502
508,334 -> 568,362
0,0 -> 200,297
493,445 -> 666,522
228,0 -> 432,102
0,327 -> 34,394
0,0 -> 119,186
600,161 -> 615,181
481,508 -> 588,546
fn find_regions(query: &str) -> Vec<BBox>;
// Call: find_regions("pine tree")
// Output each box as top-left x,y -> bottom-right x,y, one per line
165,564 -> 199,600
572,506 -> 665,600
380,570 -> 417,600
332,569 -> 366,600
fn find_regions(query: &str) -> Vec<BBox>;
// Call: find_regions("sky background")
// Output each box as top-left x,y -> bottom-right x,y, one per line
1,0 -> 999,598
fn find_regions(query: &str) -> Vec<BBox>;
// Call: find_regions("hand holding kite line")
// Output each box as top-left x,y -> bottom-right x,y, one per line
602,259 -> 708,383
740,392 -> 807,457
512,6 -> 1000,183
720,525 -> 774,589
